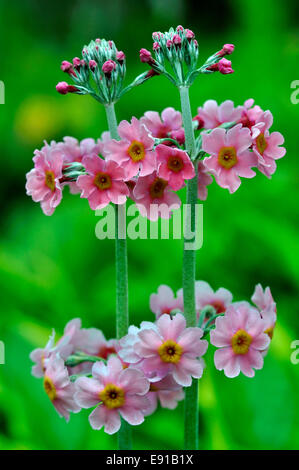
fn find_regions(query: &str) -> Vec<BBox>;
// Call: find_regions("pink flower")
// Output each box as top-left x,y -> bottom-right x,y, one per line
140,48 -> 154,64
218,58 -> 234,74
145,375 -> 184,416
104,117 -> 155,179
217,44 -> 235,56
210,304 -> 270,378
56,81 -> 78,94
150,285 -> 184,319
252,111 -> 286,178
195,281 -> 233,315
102,60 -> 116,74
26,144 -> 64,215
195,100 -> 243,130
131,313 -> 208,386
54,136 -> 102,164
156,144 -> 195,190
43,354 -> 80,421
30,318 -> 82,377
251,284 -> 277,339
74,327 -> 118,359
239,99 -> 264,129
75,356 -> 150,434
77,155 -> 129,210
132,171 -> 181,221
197,161 -> 213,200
141,107 -> 183,140
202,124 -> 257,193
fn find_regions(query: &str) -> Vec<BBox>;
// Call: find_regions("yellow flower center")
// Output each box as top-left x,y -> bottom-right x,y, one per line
45,170 -> 56,191
231,329 -> 252,355
256,133 -> 268,155
264,326 -> 274,339
43,376 -> 57,401
218,146 -> 238,169
94,172 -> 112,190
127,140 -> 145,162
149,177 -> 168,199
99,383 -> 125,409
158,340 -> 183,364
167,155 -> 184,173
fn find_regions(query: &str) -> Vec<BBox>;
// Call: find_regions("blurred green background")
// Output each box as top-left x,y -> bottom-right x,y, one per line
0,0 -> 298,450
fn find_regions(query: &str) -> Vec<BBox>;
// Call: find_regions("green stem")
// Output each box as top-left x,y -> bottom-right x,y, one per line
104,103 -> 132,451
179,86 -> 199,450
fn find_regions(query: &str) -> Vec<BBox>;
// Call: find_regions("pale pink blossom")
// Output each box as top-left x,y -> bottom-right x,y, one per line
252,111 -> 286,178
150,285 -> 184,319
104,117 -> 155,179
145,375 -> 184,416
195,281 -> 233,314
131,313 -> 208,386
141,107 -> 183,139
30,318 -> 82,377
210,304 -> 270,378
75,356 -> 150,434
197,161 -> 213,200
74,327 -> 118,359
43,354 -> 80,421
238,99 -> 264,129
77,155 -> 129,210
194,100 -> 243,130
156,144 -> 195,190
26,145 -> 64,215
52,136 -> 103,164
132,171 -> 181,221
251,284 -> 277,340
202,124 -> 257,193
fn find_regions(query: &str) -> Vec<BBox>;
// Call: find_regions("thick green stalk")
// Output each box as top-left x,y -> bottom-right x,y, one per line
179,86 -> 199,450
104,103 -> 132,451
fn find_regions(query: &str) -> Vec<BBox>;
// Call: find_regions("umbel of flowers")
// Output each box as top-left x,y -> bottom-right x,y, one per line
26,25 -> 285,450
30,283 -> 276,431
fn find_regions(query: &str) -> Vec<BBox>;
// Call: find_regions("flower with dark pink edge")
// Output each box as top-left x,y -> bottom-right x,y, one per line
194,99 -> 243,130
43,354 -> 81,421
74,356 -> 150,434
77,155 -> 129,210
252,284 -> 277,340
252,111 -> 286,178
210,303 -> 270,378
150,285 -> 184,319
156,144 -> 195,191
197,161 -> 213,200
26,144 -> 64,216
202,124 -> 257,193
132,313 -> 208,386
132,171 -> 181,221
104,117 -> 155,179
145,375 -> 184,416
140,107 -> 183,140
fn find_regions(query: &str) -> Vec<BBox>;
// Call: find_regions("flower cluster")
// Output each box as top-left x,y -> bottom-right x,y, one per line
26,99 -> 285,216
139,25 -> 235,87
30,283 -> 276,431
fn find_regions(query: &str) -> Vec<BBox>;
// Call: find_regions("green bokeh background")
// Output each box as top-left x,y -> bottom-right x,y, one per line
0,0 -> 298,450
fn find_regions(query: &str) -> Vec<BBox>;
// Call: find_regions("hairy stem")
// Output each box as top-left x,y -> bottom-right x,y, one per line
179,86 -> 199,450
104,103 -> 132,451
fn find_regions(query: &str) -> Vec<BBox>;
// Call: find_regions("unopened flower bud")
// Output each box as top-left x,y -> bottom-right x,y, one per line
218,58 -> 234,74
89,60 -> 97,71
102,60 -> 116,75
172,34 -> 182,46
192,115 -> 204,130
170,129 -> 185,145
185,29 -> 195,40
116,50 -> 125,64
153,42 -> 160,50
140,48 -> 155,64
73,57 -> 82,70
56,81 -> 78,95
95,38 -> 101,44
176,25 -> 184,32
217,43 -> 235,57
166,39 -> 173,48
61,61 -> 75,76
145,69 -> 160,78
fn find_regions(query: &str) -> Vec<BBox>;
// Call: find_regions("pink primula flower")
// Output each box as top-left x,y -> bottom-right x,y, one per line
141,107 -> 183,140
202,124 -> 257,193
210,304 -> 270,378
77,155 -> 129,210
52,136 -> 103,164
104,117 -> 155,179
252,111 -> 286,178
145,375 -> 184,416
239,99 -> 264,129
26,145 -> 64,215
197,161 -> 213,200
194,100 -> 243,130
43,354 -> 81,421
150,285 -> 184,319
74,327 -> 118,360
195,280 -> 233,314
75,356 -> 150,434
252,284 -> 277,340
156,144 -> 195,190
132,313 -> 208,386
132,171 -> 181,221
